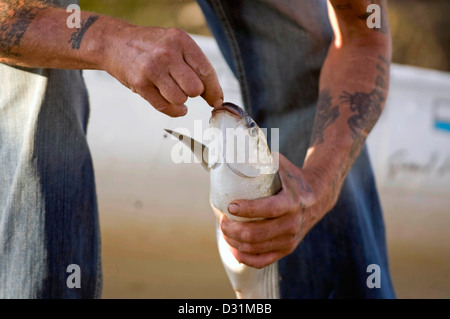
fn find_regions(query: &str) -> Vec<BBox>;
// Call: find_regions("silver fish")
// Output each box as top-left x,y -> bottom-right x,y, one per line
165,102 -> 281,299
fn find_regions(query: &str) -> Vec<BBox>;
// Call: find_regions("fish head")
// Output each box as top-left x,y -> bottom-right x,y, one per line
208,102 -> 275,177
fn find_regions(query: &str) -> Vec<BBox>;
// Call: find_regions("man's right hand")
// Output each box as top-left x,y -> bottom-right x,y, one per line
102,26 -> 224,117
0,1 -> 223,117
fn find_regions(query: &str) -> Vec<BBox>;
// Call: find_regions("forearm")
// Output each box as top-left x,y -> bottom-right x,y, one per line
303,1 -> 392,210
0,1 -> 224,117
0,0 -> 129,69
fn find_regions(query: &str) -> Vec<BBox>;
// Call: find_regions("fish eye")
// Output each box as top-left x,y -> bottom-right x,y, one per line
249,127 -> 257,137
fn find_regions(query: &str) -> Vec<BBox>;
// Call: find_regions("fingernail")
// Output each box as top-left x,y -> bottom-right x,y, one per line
228,203 -> 240,214
213,99 -> 223,108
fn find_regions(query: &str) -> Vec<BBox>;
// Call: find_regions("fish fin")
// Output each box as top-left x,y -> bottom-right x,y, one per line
164,129 -> 210,171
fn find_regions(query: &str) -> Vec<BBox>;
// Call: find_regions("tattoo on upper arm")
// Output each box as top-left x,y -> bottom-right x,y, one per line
0,1 -> 48,57
310,90 -> 340,146
68,14 -> 99,50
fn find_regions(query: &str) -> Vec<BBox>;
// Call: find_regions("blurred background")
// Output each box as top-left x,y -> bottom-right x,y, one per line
79,0 -> 450,299
79,0 -> 450,72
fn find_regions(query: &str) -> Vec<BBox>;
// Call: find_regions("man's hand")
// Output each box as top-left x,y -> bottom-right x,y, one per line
219,153 -> 338,269
102,26 -> 224,117
0,1 -> 223,117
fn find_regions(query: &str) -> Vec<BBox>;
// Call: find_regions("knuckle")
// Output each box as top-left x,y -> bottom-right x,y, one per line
241,229 -> 257,243
234,252 -> 245,264
152,47 -> 173,64
267,201 -> 280,218
185,81 -> 204,97
164,28 -> 191,47
130,74 -> 148,92
196,62 -> 214,79
240,243 -> 253,254
138,58 -> 160,80
167,27 -> 186,40
244,203 -> 255,217
301,192 -> 316,208
139,57 -> 154,70
153,102 -> 169,113
171,93 -> 187,106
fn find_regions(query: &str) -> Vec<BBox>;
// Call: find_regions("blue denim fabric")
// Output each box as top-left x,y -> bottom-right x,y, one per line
198,0 -> 396,298
0,66 -> 101,298
0,0 -> 101,300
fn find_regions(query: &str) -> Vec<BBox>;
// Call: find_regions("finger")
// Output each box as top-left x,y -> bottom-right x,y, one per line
228,188 -> 295,219
220,212 -> 300,244
230,248 -> 283,269
182,42 -> 223,107
140,85 -> 187,117
169,63 -> 205,98
223,233 -> 298,255
153,74 -> 188,106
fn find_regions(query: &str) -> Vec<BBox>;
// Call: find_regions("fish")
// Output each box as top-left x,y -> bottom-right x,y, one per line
165,102 -> 281,299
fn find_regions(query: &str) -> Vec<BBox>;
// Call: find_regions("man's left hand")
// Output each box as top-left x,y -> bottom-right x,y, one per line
219,153 -> 339,269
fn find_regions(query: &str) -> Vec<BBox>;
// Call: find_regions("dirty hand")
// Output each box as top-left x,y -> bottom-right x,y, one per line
103,26 -> 224,117
219,153 -> 339,269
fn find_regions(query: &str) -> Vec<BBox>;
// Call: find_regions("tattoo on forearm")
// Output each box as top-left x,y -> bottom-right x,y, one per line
310,90 -> 340,146
310,55 -> 389,187
287,172 -> 313,194
375,55 -> 388,89
68,14 -> 99,50
0,1 -> 49,57
342,55 -> 388,139
340,89 -> 384,138
341,54 -> 389,172
377,54 -> 390,66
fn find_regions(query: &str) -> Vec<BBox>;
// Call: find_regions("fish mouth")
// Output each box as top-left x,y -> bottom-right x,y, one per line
211,102 -> 245,119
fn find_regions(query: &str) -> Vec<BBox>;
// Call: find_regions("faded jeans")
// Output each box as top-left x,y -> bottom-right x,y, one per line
197,0 -> 396,298
0,65 -> 101,298
0,0 -> 101,299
